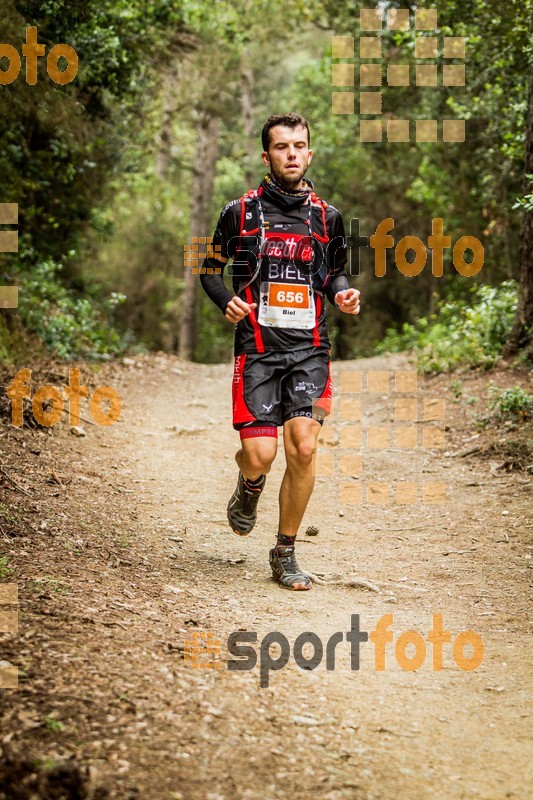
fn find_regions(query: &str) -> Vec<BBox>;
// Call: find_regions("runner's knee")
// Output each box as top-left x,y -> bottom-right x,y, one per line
242,440 -> 277,474
285,437 -> 316,469
246,453 -> 274,475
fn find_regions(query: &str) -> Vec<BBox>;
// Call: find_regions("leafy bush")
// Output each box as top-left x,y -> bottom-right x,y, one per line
376,281 -> 519,372
487,386 -> 533,422
16,259 -> 131,360
475,386 -> 532,444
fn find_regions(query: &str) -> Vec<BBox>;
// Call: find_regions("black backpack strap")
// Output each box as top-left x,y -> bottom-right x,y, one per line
234,189 -> 262,294
308,193 -> 331,291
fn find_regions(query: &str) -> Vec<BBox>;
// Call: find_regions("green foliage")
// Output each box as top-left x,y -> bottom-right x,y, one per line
1,0 -> 531,362
475,386 -> 532,439
512,176 -> 533,212
451,379 -> 463,398
87,175 -> 191,351
194,294 -> 233,363
0,557 -> 14,580
300,0 -> 532,357
377,281 -> 519,372
43,717 -> 65,733
16,259 -> 130,359
32,758 -> 58,772
487,386 -> 533,421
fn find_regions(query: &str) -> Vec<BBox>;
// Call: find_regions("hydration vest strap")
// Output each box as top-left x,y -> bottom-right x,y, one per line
236,190 -> 262,293
236,186 -> 330,289
240,188 -> 261,235
309,192 -> 330,244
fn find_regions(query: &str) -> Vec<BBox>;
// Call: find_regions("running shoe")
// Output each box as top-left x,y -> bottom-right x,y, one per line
269,545 -> 312,591
227,472 -> 266,536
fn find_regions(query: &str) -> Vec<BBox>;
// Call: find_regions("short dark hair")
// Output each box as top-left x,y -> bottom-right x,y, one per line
261,113 -> 311,152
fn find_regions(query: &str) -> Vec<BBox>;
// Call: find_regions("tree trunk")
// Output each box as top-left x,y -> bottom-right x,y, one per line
504,59 -> 533,358
155,68 -> 179,181
241,59 -> 257,188
178,112 -> 219,361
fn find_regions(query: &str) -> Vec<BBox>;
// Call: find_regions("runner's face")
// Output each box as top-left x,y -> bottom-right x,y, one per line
261,125 -> 313,189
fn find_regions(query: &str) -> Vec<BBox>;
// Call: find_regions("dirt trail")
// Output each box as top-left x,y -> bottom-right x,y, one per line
0,353 -> 531,800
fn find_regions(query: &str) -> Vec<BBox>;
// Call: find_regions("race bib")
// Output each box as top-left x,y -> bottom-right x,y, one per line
257,281 -> 316,329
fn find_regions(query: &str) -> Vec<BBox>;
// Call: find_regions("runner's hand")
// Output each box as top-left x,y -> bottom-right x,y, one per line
225,296 -> 257,323
335,288 -> 361,315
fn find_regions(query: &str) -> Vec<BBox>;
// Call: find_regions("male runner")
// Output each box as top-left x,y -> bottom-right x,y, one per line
200,112 -> 360,590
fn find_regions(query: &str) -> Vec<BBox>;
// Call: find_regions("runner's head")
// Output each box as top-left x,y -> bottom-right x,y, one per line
261,113 -> 313,190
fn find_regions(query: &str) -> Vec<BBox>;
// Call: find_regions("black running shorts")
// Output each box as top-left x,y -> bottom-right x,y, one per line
232,347 -> 332,436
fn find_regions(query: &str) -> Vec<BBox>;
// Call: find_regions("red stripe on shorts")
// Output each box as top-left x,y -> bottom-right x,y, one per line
312,358 -> 332,417
312,293 -> 322,347
245,286 -> 265,353
232,355 -> 256,427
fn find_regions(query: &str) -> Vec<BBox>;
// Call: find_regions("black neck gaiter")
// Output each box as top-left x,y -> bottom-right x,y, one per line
260,173 -> 314,211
